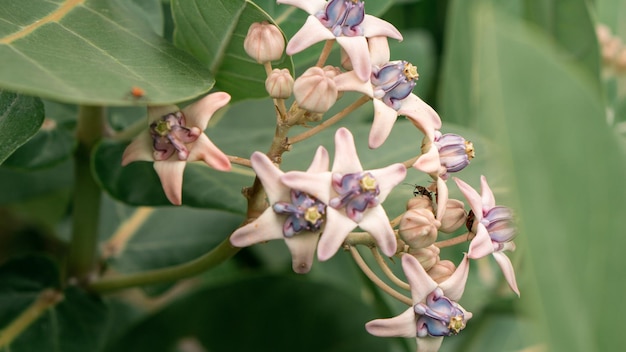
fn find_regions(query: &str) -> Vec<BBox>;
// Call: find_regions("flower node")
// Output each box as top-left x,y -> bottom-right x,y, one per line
330,172 -> 380,222
273,190 -> 327,238
149,112 -> 200,161
414,288 -> 469,337
371,60 -> 417,110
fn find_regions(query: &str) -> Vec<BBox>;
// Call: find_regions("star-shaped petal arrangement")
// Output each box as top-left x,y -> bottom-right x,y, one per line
366,254 -> 472,352
334,37 -> 441,148
454,175 -> 520,296
122,92 -> 232,205
281,127 -> 406,261
229,147 -> 330,274
277,0 -> 402,81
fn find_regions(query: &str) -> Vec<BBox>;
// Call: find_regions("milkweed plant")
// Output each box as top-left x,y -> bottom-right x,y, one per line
1,0 -> 626,352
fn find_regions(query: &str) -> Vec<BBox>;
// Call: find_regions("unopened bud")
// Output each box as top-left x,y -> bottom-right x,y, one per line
427,259 -> 455,284
399,208 -> 441,249
244,21 -> 285,63
406,195 -> 433,212
435,132 -> 474,177
408,244 -> 440,271
439,199 -> 467,233
265,68 -> 293,99
293,67 -> 338,113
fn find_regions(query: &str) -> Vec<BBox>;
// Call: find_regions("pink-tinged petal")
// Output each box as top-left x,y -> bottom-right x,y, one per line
182,92 -> 231,130
317,207 -> 357,261
122,131 -> 153,165
250,152 -> 289,204
401,254 -> 438,303
368,36 -> 391,66
365,308 -> 417,338
368,163 -> 407,201
358,206 -> 397,256
416,336 -> 444,352
362,15 -> 403,41
229,210 -> 285,247
286,16 -> 335,55
453,177 -> 483,220
435,177 -> 448,221
492,251 -> 520,296
285,232 -> 320,274
306,146 -> 330,173
439,254 -> 469,301
413,145 -> 440,175
397,95 -> 441,141
468,224 -> 494,259
188,134 -> 231,171
334,71 -> 374,96
332,127 -> 364,173
280,171 -> 333,203
277,0 -> 326,15
147,105 -> 178,122
336,36 -> 371,81
153,160 -> 186,205
369,99 -> 398,148
480,175 -> 496,210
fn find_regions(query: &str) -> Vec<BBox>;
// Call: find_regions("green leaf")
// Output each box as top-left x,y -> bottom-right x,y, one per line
0,0 -> 213,106
92,139 -> 252,213
0,91 -> 44,165
171,0 -> 293,102
466,3 -> 626,351
105,275 -> 389,352
0,256 -> 109,352
0,158 -> 73,205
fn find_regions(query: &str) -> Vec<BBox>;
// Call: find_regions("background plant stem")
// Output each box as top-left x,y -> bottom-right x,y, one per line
67,105 -> 103,283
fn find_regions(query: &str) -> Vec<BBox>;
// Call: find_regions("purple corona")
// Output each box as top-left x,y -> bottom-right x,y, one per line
273,190 -> 327,238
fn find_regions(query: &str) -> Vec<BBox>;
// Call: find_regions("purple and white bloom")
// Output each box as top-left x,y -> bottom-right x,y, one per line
334,37 -> 441,149
414,131 -> 475,179
277,0 -> 402,82
366,254 -> 472,352
281,127 -> 406,260
229,147 -> 330,274
453,175 -> 520,296
122,92 -> 232,205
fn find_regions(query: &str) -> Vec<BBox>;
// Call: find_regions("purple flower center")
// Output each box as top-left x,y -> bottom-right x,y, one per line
273,190 -> 326,238
481,206 -> 517,244
433,132 -> 474,178
371,61 -> 418,110
315,0 -> 365,37
149,111 -> 200,161
414,287 -> 467,337
329,172 -> 380,222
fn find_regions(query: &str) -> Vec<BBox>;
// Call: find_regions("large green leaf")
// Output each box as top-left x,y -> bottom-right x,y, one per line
0,0 -> 213,106
0,91 -> 44,165
104,275 -> 389,352
0,158 -> 73,205
171,0 -> 293,102
0,256 -> 109,352
466,3 -> 626,351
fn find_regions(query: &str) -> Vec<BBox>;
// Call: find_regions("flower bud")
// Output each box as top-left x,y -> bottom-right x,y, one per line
435,132 -> 474,175
439,199 -> 467,233
427,259 -> 455,284
265,68 -> 293,99
398,208 -> 441,249
408,244 -> 440,271
406,195 -> 434,212
293,67 -> 338,113
244,21 -> 285,63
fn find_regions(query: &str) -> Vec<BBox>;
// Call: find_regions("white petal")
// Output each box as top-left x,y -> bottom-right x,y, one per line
280,171 -> 333,203
367,36 -> 391,66
122,131 -> 153,165
362,15 -> 403,41
493,251 -> 520,296
285,232 -> 320,274
412,144 -> 441,176
369,99 -> 399,148
188,134 -> 231,171
358,206 -> 397,257
250,152 -> 289,204
229,209 -> 285,247
334,71 -> 374,96
286,16 -> 335,55
336,36 -> 371,81
439,254 -> 470,301
435,177 -> 448,221
397,94 -> 441,141
317,207 -> 356,261
401,254 -> 437,303
365,308 -> 416,338
453,177 -> 483,219
480,175 -> 496,210
182,92 -> 231,130
277,0 -> 326,15
153,160 -> 186,205
468,224 -> 495,259
368,163 -> 407,201
332,127 -> 363,173
306,146 -> 330,173
416,336 -> 444,352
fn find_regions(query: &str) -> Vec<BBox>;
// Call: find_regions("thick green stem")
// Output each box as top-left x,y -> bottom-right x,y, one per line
67,105 -> 103,282
89,237 -> 239,293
